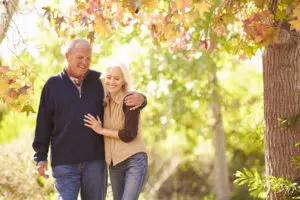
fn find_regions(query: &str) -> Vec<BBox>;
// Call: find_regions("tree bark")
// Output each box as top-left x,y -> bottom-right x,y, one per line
211,62 -> 230,200
0,0 -> 19,44
263,29 -> 300,200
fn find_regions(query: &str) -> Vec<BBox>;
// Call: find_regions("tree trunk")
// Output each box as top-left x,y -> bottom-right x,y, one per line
211,62 -> 230,200
263,29 -> 300,200
0,0 -> 19,44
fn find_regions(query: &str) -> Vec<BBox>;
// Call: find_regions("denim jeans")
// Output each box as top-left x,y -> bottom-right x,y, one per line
52,160 -> 107,200
109,152 -> 148,200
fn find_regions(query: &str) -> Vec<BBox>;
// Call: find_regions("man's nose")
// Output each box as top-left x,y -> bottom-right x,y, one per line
82,58 -> 89,65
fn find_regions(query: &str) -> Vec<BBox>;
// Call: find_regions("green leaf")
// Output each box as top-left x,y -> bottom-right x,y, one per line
20,105 -> 35,116
254,0 -> 266,9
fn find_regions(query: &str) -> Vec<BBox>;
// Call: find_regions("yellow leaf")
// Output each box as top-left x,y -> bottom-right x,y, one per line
175,0 -> 183,11
0,80 -> 9,96
94,15 -> 110,37
141,0 -> 157,11
95,15 -> 105,24
194,1 -> 212,17
59,30 -> 65,37
290,3 -> 300,31
164,23 -> 177,40
184,11 -> 198,26
94,23 -> 110,37
254,0 -> 266,9
254,35 -> 263,43
69,34 -> 76,40
175,0 -> 193,12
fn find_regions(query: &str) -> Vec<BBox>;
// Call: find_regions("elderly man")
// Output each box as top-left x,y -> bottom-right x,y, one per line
32,38 -> 146,200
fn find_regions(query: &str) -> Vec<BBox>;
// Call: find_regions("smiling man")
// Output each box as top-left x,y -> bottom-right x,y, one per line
32,38 -> 146,200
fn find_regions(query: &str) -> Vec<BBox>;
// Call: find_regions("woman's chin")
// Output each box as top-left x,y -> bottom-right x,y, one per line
107,89 -> 121,95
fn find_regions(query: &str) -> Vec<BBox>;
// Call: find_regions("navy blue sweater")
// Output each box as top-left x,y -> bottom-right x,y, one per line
32,70 -> 105,167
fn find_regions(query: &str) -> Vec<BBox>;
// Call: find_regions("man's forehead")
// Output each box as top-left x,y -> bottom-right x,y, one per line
75,41 -> 90,48
72,46 -> 92,54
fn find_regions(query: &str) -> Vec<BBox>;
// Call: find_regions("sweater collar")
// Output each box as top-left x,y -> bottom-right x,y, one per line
61,69 -> 101,82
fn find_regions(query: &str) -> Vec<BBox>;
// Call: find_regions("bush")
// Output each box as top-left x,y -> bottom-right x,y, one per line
0,134 -> 55,200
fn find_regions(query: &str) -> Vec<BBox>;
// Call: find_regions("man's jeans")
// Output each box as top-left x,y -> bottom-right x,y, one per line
52,160 -> 107,200
109,152 -> 148,200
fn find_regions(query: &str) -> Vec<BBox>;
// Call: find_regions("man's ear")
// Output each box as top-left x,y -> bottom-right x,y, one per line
65,52 -> 70,61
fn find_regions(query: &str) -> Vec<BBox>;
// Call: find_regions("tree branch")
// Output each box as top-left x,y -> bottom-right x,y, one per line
0,0 -> 20,44
268,0 -> 278,14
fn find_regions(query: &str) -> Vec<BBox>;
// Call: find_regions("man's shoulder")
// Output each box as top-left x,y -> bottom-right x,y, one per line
88,69 -> 102,79
45,72 -> 65,86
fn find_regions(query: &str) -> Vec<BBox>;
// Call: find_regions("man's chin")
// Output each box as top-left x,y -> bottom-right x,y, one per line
78,69 -> 88,74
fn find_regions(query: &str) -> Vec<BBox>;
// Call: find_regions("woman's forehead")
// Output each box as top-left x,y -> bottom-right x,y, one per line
106,67 -> 123,76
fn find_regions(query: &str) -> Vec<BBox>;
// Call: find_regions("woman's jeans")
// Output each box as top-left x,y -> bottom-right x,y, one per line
109,152 -> 148,200
52,160 -> 107,200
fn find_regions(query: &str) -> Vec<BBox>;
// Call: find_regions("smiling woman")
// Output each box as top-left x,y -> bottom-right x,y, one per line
104,63 -> 132,95
104,67 -> 125,95
84,63 -> 148,200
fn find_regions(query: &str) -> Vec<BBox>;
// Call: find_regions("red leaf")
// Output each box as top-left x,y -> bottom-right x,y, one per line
0,66 -> 9,74
17,85 -> 31,95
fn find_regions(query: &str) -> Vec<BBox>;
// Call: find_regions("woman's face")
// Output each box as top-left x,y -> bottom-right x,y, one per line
104,67 -> 125,95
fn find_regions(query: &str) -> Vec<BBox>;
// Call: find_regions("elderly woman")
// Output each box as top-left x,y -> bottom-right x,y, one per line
84,63 -> 148,200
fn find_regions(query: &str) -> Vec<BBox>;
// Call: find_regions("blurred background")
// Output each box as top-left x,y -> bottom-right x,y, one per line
0,0 -> 265,199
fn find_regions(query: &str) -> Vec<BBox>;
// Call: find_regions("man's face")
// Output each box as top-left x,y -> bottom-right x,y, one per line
66,43 -> 92,78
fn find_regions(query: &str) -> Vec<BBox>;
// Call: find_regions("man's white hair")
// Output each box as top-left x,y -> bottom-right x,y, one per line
64,38 -> 92,54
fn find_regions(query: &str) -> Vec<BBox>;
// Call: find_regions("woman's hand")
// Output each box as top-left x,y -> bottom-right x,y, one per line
84,114 -> 103,134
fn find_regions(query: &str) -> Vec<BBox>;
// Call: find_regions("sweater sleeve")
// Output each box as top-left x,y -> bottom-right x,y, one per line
118,102 -> 140,143
32,81 -> 54,164
139,93 -> 147,110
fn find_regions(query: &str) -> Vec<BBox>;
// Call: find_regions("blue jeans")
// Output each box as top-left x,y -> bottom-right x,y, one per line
109,152 -> 148,200
52,160 -> 107,200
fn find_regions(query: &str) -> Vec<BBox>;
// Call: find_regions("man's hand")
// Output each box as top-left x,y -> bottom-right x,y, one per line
125,92 -> 145,110
37,161 -> 49,179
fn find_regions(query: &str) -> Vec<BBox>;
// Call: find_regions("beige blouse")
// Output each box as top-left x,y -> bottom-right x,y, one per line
103,91 -> 146,166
